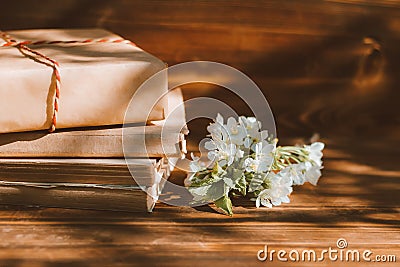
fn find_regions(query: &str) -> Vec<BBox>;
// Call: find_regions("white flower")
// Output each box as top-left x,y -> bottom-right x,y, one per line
243,137 -> 252,148
305,142 -> 325,166
287,163 -> 306,185
244,158 -> 261,173
204,140 -> 216,150
240,116 -> 270,143
303,161 -> 322,186
239,116 -> 261,139
244,142 -> 275,173
207,113 -> 227,141
288,162 -> 322,186
225,117 -> 247,145
235,148 -> 244,159
256,168 -> 293,208
185,153 -> 208,186
254,141 -> 275,172
188,153 -> 207,173
206,138 -> 237,167
299,141 -> 324,185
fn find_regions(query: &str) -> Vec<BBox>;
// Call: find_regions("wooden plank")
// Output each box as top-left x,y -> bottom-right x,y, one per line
0,246 -> 397,267
0,186 -> 148,212
0,207 -> 397,267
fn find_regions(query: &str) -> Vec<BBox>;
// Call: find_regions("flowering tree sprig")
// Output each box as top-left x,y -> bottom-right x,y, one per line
185,114 -> 325,216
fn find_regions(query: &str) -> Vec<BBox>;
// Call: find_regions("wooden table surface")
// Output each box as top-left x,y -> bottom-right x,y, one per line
0,1 -> 399,266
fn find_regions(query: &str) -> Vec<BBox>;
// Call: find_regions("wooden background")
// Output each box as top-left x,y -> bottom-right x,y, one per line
0,1 -> 399,266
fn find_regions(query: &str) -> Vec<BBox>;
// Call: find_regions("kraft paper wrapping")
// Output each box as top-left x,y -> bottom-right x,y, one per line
0,28 -> 167,134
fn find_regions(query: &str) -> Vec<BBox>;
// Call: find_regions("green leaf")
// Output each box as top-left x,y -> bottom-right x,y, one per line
211,162 -> 226,179
223,177 -> 235,188
189,174 -> 215,187
214,195 -> 233,216
248,172 -> 265,192
212,162 -> 220,176
196,170 -> 211,179
205,180 -> 226,202
188,184 -> 212,198
236,174 -> 247,196
231,168 -> 244,183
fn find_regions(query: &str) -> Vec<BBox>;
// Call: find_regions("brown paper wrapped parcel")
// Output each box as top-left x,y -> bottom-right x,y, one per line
0,28 -> 167,134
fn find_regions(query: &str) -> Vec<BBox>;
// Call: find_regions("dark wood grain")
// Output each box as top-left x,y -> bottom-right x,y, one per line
0,1 -> 399,266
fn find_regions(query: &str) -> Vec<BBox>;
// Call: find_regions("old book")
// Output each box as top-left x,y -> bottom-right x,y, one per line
0,88 -> 188,158
0,157 -> 178,212
0,125 -> 186,158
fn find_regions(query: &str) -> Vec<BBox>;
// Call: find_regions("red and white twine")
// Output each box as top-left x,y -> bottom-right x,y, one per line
0,30 -> 136,132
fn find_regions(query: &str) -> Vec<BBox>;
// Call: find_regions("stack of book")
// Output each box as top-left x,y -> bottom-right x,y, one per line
0,89 -> 187,212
